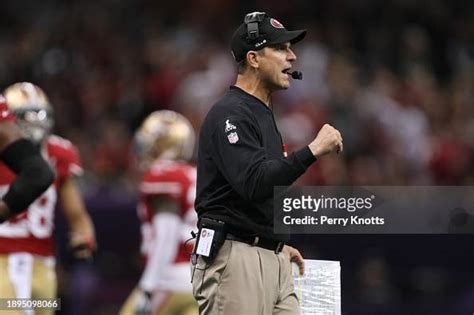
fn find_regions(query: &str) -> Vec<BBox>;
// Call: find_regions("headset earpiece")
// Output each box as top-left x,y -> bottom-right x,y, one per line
244,12 -> 267,43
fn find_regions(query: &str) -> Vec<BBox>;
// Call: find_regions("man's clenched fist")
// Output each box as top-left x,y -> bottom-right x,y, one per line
308,124 -> 343,157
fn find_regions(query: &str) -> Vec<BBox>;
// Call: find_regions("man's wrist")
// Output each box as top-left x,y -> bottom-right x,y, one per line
308,144 -> 320,157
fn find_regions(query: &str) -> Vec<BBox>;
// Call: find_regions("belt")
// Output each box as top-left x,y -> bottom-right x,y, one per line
226,233 -> 285,254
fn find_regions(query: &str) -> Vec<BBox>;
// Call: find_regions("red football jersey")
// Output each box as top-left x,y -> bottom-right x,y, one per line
0,135 -> 83,256
0,95 -> 15,122
138,160 -> 197,264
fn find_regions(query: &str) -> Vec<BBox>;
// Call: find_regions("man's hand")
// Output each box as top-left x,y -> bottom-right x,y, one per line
69,232 -> 96,260
308,124 -> 343,158
282,245 -> 305,275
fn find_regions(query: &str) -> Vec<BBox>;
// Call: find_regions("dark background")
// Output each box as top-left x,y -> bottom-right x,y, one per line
1,0 -> 473,313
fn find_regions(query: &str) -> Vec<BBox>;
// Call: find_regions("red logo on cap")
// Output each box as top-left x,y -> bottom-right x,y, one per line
270,18 -> 284,29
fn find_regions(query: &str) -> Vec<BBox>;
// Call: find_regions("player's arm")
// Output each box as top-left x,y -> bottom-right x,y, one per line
59,176 -> 96,259
0,121 -> 55,222
138,196 -> 181,294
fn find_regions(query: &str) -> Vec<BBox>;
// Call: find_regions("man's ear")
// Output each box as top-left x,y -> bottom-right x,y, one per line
246,51 -> 260,69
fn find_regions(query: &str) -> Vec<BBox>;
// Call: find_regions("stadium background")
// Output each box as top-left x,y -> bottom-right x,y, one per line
1,0 -> 473,313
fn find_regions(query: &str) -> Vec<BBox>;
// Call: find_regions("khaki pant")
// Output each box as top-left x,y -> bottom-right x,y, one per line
120,288 -> 198,315
191,240 -> 300,315
0,254 -> 57,315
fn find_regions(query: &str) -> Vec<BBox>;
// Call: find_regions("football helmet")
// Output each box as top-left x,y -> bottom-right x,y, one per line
3,82 -> 53,144
134,110 -> 195,165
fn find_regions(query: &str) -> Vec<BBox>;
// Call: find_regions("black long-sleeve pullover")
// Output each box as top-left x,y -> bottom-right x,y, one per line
195,86 -> 316,240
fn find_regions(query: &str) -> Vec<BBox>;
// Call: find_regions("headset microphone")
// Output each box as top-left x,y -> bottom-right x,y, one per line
289,71 -> 303,80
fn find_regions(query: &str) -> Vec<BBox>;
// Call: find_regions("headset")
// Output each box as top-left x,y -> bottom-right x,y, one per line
244,12 -> 267,43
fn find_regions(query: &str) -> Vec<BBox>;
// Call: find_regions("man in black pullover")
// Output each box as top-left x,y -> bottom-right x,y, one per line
193,12 -> 343,315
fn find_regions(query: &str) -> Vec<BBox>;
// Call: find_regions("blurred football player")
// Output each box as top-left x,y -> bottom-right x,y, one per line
0,82 -> 96,315
0,95 -> 54,224
120,110 -> 198,315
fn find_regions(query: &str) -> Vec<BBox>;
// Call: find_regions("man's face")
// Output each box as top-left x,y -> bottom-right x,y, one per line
257,42 -> 297,90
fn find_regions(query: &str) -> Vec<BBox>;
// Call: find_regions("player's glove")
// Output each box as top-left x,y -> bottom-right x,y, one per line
134,289 -> 153,315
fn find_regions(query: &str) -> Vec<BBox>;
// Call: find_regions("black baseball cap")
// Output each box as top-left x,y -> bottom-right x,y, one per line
231,12 -> 306,63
